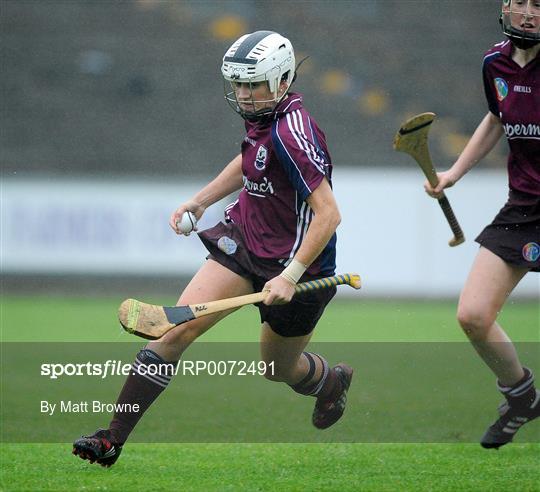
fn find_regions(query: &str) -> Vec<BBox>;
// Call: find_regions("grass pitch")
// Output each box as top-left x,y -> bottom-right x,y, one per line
2,443 -> 539,491
1,297 -> 539,491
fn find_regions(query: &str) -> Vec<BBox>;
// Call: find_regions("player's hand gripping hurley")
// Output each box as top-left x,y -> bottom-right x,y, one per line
393,112 -> 465,247
119,273 -> 361,340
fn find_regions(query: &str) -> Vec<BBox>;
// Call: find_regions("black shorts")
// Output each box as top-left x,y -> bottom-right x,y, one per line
198,222 -> 336,337
475,193 -> 540,272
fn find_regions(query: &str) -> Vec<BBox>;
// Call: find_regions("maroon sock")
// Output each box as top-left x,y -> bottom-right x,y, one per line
289,352 -> 341,400
497,367 -> 536,408
108,349 -> 177,444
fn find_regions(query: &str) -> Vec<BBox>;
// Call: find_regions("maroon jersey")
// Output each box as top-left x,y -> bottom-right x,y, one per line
483,40 -> 540,202
225,93 -> 336,276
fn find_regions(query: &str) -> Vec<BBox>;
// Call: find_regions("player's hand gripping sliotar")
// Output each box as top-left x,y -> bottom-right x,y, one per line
118,273 -> 361,340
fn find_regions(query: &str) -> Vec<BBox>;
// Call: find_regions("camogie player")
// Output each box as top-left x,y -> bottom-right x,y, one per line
425,0 -> 539,448
73,31 -> 353,466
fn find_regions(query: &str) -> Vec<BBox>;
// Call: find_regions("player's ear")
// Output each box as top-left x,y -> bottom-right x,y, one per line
278,80 -> 289,96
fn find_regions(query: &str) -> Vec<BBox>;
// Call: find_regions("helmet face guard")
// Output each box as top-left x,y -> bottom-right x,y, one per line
501,0 -> 540,49
221,31 -> 295,121
223,79 -> 283,122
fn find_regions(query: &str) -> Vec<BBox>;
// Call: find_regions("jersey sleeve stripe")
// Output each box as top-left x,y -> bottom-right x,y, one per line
272,120 -> 312,199
280,97 -> 303,113
286,198 -> 313,262
483,51 -> 502,64
292,110 -> 325,170
287,199 -> 307,262
287,111 -> 325,175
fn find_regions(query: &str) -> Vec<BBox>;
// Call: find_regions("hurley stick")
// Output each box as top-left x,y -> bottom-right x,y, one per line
119,273 -> 362,339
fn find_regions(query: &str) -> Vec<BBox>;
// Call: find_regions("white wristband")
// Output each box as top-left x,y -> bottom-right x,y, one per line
280,259 -> 307,284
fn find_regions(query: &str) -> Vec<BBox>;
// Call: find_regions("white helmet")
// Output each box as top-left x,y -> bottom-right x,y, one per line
221,30 -> 295,121
500,0 -> 540,49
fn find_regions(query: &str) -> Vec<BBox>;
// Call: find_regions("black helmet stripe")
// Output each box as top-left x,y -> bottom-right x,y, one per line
224,30 -> 275,64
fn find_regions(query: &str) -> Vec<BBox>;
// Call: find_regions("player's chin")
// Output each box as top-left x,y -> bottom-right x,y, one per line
238,103 -> 255,111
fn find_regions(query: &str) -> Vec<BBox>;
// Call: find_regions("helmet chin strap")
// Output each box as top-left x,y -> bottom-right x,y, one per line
241,107 -> 275,123
239,90 -> 281,122
236,81 -> 290,123
507,34 -> 540,50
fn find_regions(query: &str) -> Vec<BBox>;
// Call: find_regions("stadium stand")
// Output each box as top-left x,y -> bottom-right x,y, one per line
1,1 -> 505,177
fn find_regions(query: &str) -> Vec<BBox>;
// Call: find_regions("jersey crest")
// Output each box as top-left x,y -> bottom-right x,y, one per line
254,145 -> 268,170
494,77 -> 508,101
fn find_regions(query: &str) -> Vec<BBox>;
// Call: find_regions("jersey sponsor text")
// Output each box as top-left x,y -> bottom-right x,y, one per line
513,85 -> 532,94
242,175 -> 274,196
503,123 -> 540,139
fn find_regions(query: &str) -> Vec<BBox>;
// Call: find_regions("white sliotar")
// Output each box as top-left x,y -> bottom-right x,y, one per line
177,211 -> 197,235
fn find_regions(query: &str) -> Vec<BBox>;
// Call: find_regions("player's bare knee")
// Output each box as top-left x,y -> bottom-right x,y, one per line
159,319 -> 208,349
456,304 -> 494,339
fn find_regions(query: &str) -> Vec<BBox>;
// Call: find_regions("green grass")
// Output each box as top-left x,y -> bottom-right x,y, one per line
1,297 -> 538,342
1,443 -> 539,491
1,297 -> 539,491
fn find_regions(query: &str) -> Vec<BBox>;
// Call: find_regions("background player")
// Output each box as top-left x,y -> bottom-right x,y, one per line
73,30 -> 353,467
425,0 -> 539,449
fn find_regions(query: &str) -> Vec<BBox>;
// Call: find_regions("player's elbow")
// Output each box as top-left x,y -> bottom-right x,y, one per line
334,210 -> 342,227
327,209 -> 341,231
310,203 -> 341,235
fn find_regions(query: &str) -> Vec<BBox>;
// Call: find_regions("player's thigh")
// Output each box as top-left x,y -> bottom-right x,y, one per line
458,246 -> 528,324
152,259 -> 253,345
260,321 -> 312,374
177,258 -> 253,305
